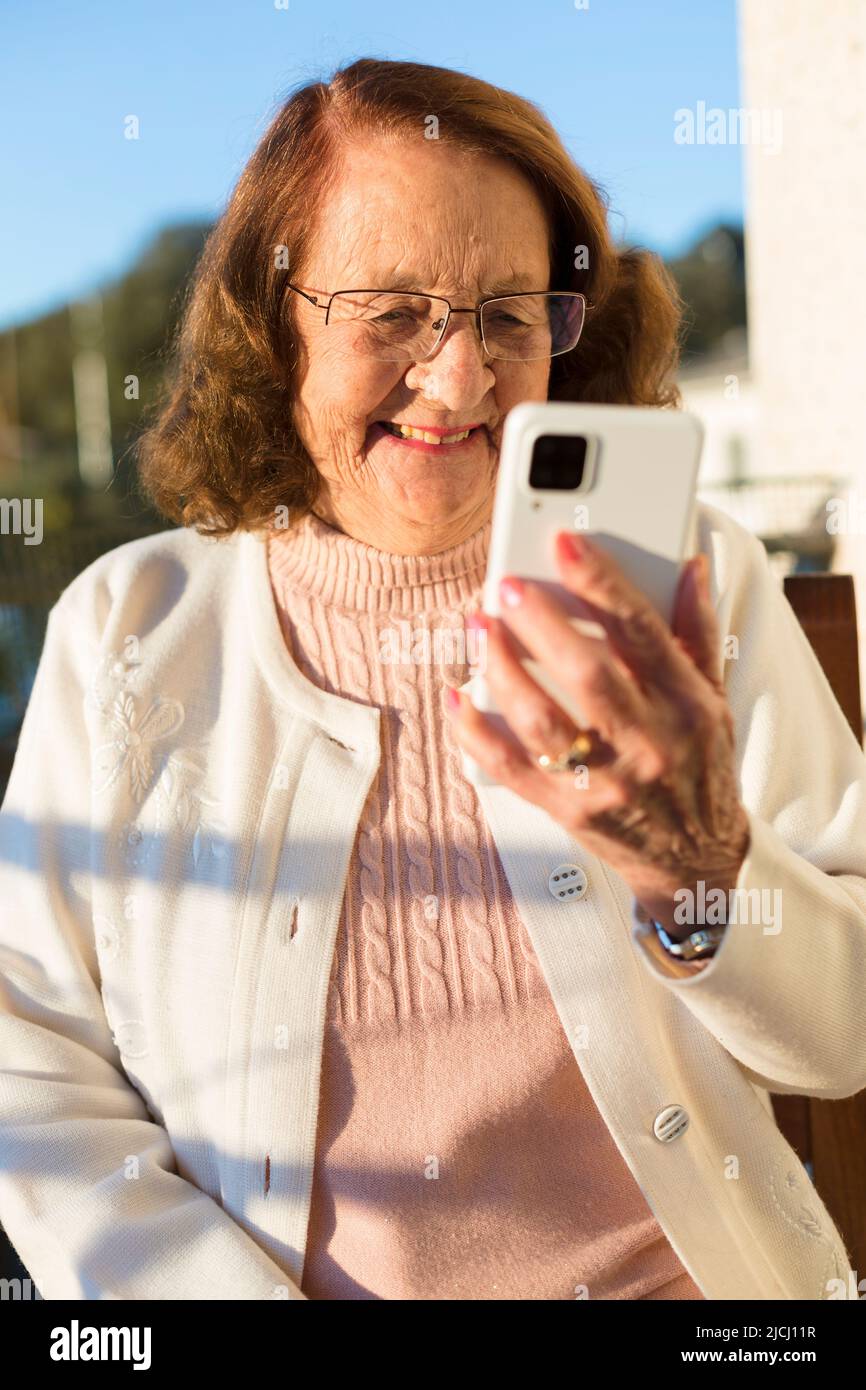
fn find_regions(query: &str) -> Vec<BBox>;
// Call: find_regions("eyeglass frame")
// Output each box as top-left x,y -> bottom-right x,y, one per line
283,282 -> 591,362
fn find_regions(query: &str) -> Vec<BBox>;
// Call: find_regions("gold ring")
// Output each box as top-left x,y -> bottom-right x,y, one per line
537,730 -> 595,773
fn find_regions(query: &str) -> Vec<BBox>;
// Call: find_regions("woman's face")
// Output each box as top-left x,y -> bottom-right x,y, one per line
289,132 -> 553,552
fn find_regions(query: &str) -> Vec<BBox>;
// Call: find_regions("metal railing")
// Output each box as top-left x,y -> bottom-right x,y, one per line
697,474 -> 847,569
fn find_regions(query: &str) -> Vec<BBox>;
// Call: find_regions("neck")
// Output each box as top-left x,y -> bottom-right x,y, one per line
310,491 -> 494,557
267,506 -> 491,615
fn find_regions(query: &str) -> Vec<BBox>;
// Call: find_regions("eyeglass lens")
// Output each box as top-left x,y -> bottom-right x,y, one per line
325,292 -> 585,362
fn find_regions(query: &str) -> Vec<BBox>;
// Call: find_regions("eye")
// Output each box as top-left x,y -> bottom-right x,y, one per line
373,308 -> 412,323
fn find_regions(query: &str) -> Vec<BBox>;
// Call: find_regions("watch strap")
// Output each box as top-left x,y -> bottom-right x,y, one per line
652,920 -> 727,961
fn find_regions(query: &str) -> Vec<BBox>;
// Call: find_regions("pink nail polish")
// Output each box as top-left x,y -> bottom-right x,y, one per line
465,610 -> 488,630
446,685 -> 461,710
698,553 -> 710,596
561,531 -> 587,562
499,576 -> 524,607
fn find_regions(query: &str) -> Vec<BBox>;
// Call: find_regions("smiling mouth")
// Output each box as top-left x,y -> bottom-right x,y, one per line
377,421 -> 482,445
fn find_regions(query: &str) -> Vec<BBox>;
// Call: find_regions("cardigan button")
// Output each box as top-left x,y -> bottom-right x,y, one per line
112,1021 -> 149,1059
653,1105 -> 690,1142
94,916 -> 121,960
548,863 -> 588,900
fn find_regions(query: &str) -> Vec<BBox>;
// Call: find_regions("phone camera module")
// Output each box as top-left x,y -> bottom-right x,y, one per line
528,434 -> 588,490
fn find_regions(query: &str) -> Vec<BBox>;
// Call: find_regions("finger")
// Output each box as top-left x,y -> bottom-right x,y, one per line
446,682 -> 551,800
478,605 -> 666,785
493,577 -> 665,772
447,683 -> 633,821
551,531 -> 707,702
470,612 -> 589,764
672,554 -> 725,692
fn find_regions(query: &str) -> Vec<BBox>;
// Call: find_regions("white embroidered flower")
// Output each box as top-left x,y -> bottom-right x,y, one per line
93,692 -> 185,802
158,751 -> 227,865
88,650 -> 145,714
89,656 -> 225,864
192,805 -> 229,866
770,1153 -> 835,1252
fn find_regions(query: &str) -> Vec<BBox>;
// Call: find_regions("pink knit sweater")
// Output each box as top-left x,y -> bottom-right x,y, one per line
266,510 -> 705,1302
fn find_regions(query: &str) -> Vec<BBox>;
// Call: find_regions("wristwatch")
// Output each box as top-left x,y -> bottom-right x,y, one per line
651,920 -> 727,962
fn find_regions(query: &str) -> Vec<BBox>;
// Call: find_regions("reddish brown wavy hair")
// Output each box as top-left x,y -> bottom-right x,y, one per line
136,57 -> 685,537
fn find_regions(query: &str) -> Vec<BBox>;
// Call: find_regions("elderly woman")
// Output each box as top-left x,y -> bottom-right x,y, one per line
1,57 -> 865,1303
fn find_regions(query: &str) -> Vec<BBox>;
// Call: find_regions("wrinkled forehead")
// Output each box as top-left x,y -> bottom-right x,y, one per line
300,136 -> 552,296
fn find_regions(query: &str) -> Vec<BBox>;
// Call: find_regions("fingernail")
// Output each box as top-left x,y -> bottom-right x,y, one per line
499,576 -> 524,607
697,553 -> 710,597
560,531 -> 587,562
465,610 -> 489,630
446,685 -> 461,711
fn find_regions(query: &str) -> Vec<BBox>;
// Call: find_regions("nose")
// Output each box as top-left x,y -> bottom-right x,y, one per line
403,313 -> 495,410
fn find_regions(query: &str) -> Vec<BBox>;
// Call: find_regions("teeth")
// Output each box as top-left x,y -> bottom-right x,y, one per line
383,423 -> 473,444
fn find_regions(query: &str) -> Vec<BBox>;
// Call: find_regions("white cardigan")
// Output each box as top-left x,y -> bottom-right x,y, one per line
1,500 -> 865,1302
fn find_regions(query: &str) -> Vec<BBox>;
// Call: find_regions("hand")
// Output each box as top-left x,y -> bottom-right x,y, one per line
446,531 -> 751,935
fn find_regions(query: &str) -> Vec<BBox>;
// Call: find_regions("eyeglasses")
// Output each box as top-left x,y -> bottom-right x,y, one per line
285,284 -> 588,363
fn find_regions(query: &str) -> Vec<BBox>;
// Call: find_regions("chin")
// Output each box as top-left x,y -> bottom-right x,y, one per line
399,489 -> 492,529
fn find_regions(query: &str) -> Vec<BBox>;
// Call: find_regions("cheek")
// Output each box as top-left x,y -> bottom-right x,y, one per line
497,361 -> 551,407
301,350 -> 401,436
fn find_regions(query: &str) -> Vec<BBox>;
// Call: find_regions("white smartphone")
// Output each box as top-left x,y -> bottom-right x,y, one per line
462,401 -> 703,787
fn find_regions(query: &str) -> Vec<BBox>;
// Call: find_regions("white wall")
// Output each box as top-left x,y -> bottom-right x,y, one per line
739,0 -> 866,707
739,0 -> 866,483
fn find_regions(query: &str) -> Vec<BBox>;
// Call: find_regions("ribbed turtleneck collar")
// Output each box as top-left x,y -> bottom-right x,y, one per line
266,509 -> 491,615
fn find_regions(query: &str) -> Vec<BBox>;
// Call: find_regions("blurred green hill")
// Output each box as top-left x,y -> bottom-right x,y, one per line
0,221 -> 212,527
668,223 -> 746,363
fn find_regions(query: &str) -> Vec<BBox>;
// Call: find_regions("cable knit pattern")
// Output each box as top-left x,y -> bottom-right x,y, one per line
266,509 -> 705,1301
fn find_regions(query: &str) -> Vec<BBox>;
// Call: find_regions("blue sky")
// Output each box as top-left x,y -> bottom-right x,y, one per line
1,0 -> 743,331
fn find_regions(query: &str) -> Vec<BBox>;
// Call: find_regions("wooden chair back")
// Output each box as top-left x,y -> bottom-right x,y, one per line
776,572 -> 866,1278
